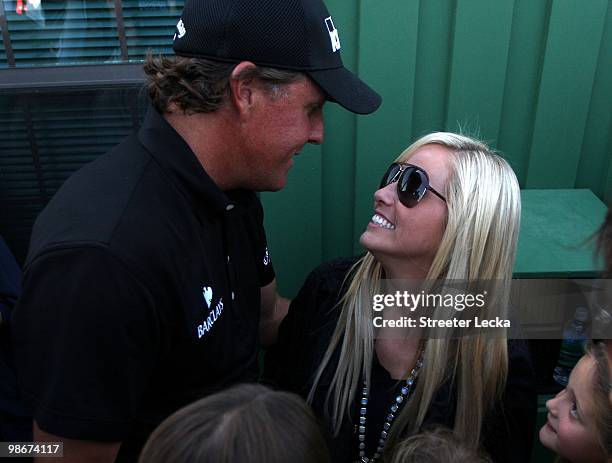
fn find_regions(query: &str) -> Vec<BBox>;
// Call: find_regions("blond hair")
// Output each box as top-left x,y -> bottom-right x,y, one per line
308,133 -> 521,453
388,427 -> 493,463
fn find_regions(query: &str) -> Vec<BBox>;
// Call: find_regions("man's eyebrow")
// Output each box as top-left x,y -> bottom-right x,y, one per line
306,100 -> 324,110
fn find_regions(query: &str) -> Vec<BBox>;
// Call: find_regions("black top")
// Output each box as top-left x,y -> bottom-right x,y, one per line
264,258 -> 537,463
0,236 -> 31,424
12,107 -> 275,462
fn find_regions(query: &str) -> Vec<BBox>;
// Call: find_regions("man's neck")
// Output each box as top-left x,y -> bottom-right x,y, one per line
163,107 -> 243,191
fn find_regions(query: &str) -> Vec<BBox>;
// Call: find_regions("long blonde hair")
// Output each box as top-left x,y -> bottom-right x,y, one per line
308,132 -> 521,452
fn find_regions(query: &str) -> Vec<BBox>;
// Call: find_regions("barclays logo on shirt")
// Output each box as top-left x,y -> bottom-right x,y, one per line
197,285 -> 224,339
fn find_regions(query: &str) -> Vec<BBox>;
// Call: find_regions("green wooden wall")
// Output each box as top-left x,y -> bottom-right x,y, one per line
262,0 -> 612,296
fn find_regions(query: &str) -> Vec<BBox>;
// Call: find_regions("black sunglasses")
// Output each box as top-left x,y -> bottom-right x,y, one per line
379,162 -> 447,208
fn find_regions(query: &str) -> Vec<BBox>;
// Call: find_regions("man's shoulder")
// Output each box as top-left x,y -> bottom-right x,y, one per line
27,135 -> 183,264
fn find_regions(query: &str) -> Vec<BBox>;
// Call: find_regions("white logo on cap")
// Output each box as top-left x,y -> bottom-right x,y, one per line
174,19 -> 186,40
325,16 -> 341,53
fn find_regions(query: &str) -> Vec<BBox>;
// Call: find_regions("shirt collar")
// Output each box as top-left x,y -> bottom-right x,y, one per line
138,106 -> 234,214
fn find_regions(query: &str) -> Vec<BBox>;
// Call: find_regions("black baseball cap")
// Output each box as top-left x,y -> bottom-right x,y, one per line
172,0 -> 382,115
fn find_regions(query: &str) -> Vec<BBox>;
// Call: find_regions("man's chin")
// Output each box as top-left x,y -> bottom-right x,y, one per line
253,179 -> 287,192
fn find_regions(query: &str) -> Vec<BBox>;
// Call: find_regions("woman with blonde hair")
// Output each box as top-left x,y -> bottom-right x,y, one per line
265,132 -> 536,462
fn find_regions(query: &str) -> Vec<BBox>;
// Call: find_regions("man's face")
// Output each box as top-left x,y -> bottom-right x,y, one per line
239,77 -> 325,191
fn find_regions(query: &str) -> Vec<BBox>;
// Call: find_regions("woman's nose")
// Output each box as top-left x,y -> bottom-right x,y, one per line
374,183 -> 396,206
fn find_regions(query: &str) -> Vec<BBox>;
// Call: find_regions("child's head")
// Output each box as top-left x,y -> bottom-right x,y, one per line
138,383 -> 330,463
539,341 -> 612,463
387,427 -> 492,463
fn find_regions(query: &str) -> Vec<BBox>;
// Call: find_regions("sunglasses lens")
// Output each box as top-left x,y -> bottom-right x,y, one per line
398,167 -> 428,208
379,163 -> 402,189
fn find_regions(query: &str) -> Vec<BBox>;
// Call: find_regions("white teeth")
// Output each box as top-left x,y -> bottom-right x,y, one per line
371,214 -> 395,229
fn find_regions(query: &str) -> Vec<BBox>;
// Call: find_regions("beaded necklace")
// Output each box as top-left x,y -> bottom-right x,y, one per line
356,352 -> 424,462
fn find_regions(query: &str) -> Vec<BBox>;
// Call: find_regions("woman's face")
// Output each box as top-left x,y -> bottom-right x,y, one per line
539,355 -> 606,463
359,144 -> 451,277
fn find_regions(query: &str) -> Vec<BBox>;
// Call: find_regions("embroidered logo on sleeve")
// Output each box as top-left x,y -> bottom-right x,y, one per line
197,285 -> 224,339
325,16 -> 341,52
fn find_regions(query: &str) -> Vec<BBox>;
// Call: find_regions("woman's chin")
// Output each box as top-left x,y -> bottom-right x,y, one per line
360,227 -> 383,250
359,229 -> 371,248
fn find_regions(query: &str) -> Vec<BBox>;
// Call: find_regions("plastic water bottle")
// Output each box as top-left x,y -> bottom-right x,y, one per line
552,306 -> 589,386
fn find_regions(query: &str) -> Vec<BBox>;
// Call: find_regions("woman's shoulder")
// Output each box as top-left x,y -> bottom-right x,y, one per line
301,256 -> 360,295
281,256 -> 362,339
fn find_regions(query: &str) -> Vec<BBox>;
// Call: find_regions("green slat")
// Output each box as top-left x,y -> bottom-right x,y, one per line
12,39 -> 120,50
353,0 -> 420,255
496,0 -> 549,187
8,21 -> 117,31
10,29 -> 119,39
261,143 -> 323,297
576,0 -> 612,200
7,11 -> 115,21
34,120 -> 133,129
14,51 -> 121,60
127,38 -> 177,46
123,10 -> 181,19
125,29 -> 175,38
37,139 -> 129,147
411,0 -> 454,140
526,0 -> 608,188
319,0 -> 358,262
123,19 -> 178,27
35,127 -> 132,135
445,0 -> 514,142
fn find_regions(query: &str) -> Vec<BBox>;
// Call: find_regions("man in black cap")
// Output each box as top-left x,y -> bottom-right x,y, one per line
12,0 -> 380,462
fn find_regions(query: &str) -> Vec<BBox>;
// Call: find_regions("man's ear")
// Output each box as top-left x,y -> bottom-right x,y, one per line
229,61 -> 258,116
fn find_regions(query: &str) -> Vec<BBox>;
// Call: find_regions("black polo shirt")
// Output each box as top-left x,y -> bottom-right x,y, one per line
12,107 -> 275,461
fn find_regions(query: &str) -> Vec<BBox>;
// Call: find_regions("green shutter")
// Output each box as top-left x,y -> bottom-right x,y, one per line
5,0 -> 122,66
123,0 -> 183,60
2,0 -> 183,67
0,90 -> 146,261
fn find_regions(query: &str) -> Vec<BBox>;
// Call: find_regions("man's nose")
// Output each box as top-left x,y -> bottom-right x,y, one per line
308,114 -> 324,145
